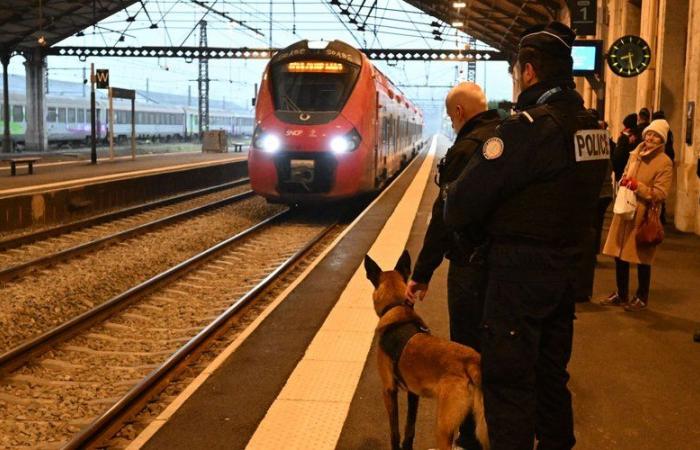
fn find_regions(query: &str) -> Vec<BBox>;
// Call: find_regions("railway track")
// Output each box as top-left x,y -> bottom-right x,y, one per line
0,179 -> 253,282
0,209 -> 339,448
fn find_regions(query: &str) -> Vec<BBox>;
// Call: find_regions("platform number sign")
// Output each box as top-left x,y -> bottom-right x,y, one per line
568,0 -> 597,36
95,69 -> 109,89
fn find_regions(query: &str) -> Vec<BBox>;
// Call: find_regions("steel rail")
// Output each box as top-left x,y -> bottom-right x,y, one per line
64,219 -> 337,449
0,209 -> 291,375
0,175 -> 249,252
0,188 -> 256,283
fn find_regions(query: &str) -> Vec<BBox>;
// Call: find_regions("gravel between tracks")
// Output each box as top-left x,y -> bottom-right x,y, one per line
0,196 -> 285,354
0,183 -> 251,266
0,218 -> 328,448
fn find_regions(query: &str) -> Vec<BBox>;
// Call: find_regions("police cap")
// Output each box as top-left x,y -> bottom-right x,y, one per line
518,21 -> 576,59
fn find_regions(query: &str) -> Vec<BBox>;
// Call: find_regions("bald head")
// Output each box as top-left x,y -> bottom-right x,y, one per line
445,82 -> 488,133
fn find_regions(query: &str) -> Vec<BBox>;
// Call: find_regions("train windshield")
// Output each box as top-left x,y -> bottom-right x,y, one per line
270,60 -> 360,112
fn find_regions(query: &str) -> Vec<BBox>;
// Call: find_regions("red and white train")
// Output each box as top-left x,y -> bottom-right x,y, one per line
247,39 -> 424,203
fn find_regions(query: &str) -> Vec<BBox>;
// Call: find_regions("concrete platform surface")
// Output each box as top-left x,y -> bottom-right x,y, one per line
0,152 -> 245,197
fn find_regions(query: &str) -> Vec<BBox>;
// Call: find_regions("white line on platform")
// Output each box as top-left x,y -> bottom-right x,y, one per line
0,156 -> 245,198
246,136 -> 437,449
126,135 -> 437,449
0,151 -> 201,173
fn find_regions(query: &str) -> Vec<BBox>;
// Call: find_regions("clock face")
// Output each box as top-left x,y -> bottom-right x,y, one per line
607,35 -> 652,77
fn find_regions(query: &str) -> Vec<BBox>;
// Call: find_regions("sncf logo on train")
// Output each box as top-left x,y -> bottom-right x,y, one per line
573,129 -> 610,162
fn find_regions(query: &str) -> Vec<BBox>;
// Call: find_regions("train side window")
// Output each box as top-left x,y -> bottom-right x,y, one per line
67,108 -> 76,123
58,107 -> 66,123
12,105 -> 23,122
78,108 -> 85,123
47,107 -> 57,122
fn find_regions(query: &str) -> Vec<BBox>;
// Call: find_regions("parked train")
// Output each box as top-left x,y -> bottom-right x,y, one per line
1,91 -> 255,148
247,39 -> 424,203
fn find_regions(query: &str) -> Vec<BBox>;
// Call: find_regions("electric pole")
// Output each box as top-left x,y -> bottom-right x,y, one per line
198,20 -> 209,137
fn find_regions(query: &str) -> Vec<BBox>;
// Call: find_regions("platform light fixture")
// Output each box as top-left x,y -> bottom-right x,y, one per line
37,35 -> 47,46
453,2 -> 467,8
452,21 -> 464,27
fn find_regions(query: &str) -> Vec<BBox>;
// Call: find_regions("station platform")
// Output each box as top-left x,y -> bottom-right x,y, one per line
0,146 -> 251,233
128,135 -> 700,450
0,150 -> 247,198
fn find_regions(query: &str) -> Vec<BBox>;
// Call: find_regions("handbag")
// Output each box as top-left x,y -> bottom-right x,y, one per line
613,185 -> 637,220
636,203 -> 664,246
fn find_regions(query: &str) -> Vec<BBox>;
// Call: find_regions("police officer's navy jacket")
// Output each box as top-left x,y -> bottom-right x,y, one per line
443,80 -> 608,247
412,110 -> 501,284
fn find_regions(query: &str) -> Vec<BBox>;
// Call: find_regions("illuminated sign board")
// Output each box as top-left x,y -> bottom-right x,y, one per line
287,61 -> 345,73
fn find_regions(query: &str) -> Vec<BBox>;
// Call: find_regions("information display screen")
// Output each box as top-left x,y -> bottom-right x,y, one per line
572,40 -> 603,76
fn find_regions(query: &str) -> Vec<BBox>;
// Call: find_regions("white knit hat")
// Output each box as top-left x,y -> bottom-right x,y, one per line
643,119 -> 670,144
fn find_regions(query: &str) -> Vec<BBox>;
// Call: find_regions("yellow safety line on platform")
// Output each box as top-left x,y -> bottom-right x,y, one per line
0,156 -> 246,198
126,135 -> 437,449
246,136 -> 437,450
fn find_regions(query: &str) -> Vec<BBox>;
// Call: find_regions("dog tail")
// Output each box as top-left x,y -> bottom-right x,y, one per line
470,383 -> 489,450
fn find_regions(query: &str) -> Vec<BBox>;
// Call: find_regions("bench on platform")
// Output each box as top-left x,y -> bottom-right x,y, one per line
3,157 -> 40,176
232,143 -> 244,153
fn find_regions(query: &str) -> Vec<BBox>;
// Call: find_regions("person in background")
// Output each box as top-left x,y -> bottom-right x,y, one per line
637,107 -> 651,136
652,110 -> 675,225
613,113 -> 638,181
601,119 -> 673,311
652,110 -> 675,161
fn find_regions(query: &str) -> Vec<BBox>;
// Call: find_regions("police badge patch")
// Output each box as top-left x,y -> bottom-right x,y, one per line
482,137 -> 504,160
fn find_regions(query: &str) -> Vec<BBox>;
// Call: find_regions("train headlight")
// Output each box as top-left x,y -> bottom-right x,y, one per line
330,136 -> 351,153
259,134 -> 281,153
330,128 -> 361,154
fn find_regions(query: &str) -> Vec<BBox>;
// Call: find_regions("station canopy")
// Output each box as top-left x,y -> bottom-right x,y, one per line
0,0 -> 558,57
404,1 -> 559,57
0,0 -> 138,52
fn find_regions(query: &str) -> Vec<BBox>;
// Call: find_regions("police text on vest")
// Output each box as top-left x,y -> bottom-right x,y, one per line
573,130 -> 610,162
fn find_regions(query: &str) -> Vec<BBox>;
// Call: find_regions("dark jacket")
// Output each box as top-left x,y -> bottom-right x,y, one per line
613,129 -> 637,180
443,80 -> 607,248
411,110 -> 501,284
665,130 -> 675,162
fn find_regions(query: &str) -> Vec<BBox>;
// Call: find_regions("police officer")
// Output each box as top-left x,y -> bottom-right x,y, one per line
406,82 -> 500,450
444,22 -> 608,450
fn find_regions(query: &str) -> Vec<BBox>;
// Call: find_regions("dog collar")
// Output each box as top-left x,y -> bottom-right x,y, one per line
380,299 -> 413,317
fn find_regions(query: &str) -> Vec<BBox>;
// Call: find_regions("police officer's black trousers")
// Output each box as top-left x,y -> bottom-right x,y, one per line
447,262 -> 487,450
481,245 -> 576,450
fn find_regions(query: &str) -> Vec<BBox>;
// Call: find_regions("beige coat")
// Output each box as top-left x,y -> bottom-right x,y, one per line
603,144 -> 672,265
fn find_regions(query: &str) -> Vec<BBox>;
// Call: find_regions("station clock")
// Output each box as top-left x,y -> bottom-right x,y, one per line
606,35 -> 652,77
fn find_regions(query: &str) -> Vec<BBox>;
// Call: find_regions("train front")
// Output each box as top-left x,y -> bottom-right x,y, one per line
248,40 -> 375,203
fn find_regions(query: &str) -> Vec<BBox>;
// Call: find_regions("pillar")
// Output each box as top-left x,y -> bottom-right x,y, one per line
1,53 -> 10,153
676,0 -> 700,234
23,48 -> 47,152
651,0 -> 690,220
636,0 -> 661,112
604,0 -> 641,139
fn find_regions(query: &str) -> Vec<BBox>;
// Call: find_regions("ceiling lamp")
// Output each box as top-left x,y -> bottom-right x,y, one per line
452,21 -> 464,27
453,2 -> 467,8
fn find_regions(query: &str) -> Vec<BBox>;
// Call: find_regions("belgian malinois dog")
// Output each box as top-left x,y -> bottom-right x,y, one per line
364,251 -> 488,450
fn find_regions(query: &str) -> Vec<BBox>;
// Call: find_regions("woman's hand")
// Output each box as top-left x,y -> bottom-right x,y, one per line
621,177 -> 638,191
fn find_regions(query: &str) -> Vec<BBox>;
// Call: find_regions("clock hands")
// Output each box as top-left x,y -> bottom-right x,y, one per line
620,52 -> 635,70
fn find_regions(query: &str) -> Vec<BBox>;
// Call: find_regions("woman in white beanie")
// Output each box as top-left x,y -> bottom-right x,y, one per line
601,119 -> 673,311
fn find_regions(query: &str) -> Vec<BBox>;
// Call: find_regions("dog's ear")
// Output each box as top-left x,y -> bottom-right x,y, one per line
364,254 -> 382,288
394,250 -> 411,282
